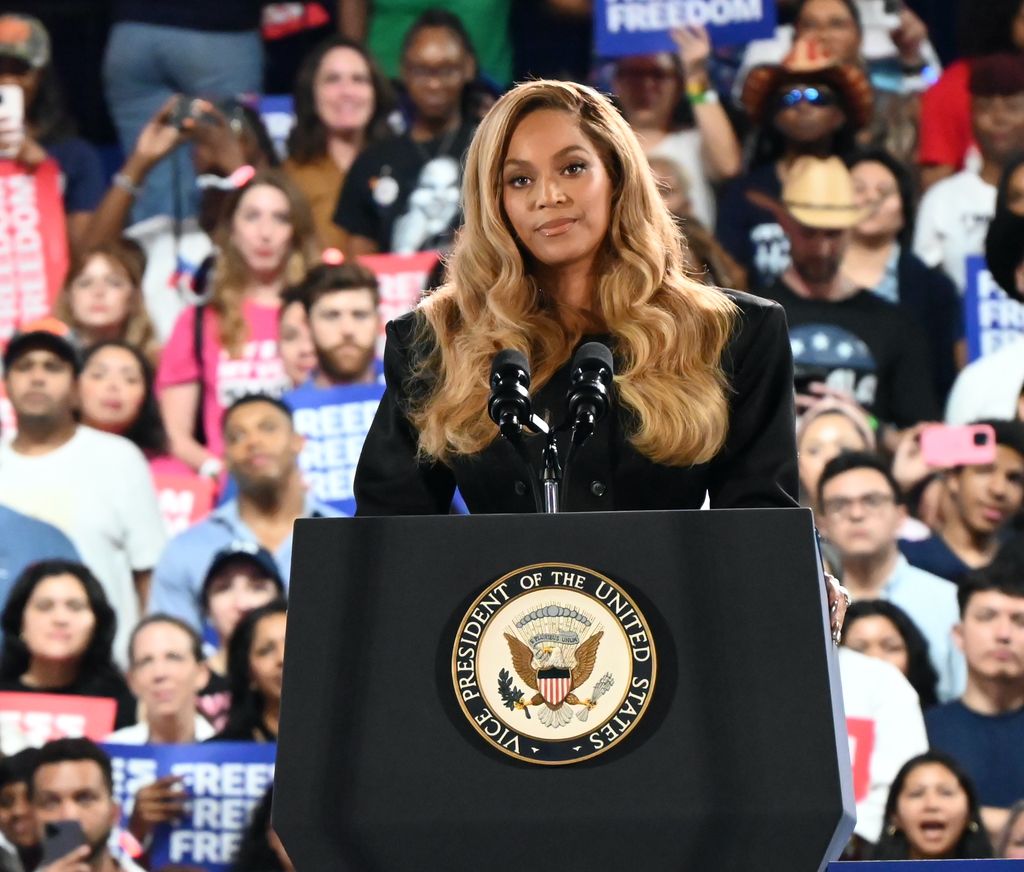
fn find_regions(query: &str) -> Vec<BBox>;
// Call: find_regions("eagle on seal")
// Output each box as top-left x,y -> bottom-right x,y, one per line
504,631 -> 604,727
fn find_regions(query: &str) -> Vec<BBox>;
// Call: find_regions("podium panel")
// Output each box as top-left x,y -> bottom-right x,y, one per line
275,509 -> 855,871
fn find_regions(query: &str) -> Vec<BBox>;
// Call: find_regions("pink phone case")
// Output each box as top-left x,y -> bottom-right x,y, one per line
921,424 -> 997,468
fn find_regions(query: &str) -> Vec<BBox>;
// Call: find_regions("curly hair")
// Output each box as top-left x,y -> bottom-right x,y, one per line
0,561 -> 119,685
210,171 -> 320,357
55,240 -> 159,364
286,35 -> 394,164
409,80 -> 737,466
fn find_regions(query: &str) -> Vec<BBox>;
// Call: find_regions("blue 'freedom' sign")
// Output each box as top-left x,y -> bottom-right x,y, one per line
594,0 -> 778,56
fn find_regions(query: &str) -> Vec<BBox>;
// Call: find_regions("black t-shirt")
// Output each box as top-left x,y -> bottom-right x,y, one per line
112,0 -> 261,31
759,278 -> 939,427
716,163 -> 788,289
333,122 -> 476,254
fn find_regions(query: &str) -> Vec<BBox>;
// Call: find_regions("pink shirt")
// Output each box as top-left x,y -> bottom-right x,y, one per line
157,299 -> 289,457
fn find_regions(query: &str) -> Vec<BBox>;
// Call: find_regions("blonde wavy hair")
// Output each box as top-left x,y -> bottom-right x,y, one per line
211,170 -> 319,357
56,240 -> 159,363
410,79 -> 739,467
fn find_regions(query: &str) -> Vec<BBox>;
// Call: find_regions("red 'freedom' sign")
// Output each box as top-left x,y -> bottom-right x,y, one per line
0,158 -> 69,346
0,691 -> 118,755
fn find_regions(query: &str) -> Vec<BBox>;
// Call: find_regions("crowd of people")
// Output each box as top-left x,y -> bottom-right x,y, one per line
1,0 -> 1024,868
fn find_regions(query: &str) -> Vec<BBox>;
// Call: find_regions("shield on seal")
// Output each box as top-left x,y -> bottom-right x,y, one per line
537,667 -> 572,707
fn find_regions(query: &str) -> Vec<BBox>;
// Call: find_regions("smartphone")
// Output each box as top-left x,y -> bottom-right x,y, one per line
168,95 -> 218,130
921,424 -> 997,468
0,84 -> 24,158
859,0 -> 901,31
40,819 -> 87,865
794,365 -> 832,396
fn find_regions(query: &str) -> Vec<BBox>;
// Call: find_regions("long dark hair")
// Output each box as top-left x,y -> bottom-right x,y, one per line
287,35 -> 394,164
874,751 -> 993,860
841,600 -> 939,708
222,600 -> 287,739
0,560 -> 118,684
81,340 -> 168,456
845,147 -> 917,247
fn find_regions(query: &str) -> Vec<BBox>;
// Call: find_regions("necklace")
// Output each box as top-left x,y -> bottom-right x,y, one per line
411,121 -> 461,163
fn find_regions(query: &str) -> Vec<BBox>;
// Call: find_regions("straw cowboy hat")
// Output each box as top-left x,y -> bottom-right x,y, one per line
741,37 -> 874,130
748,156 -> 874,229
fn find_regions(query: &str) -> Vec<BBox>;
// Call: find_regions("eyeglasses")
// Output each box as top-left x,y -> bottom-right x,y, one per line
777,86 -> 838,110
822,492 -> 896,518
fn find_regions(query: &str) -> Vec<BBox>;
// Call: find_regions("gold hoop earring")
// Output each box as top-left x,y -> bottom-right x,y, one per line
885,823 -> 898,837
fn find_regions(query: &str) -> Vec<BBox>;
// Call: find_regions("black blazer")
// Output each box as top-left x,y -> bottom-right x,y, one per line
354,290 -> 798,515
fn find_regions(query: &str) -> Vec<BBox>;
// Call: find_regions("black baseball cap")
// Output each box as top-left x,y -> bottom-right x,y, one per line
3,320 -> 81,375
200,541 -> 285,609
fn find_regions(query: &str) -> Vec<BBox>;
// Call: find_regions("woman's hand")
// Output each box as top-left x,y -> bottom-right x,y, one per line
129,775 -> 188,841
825,572 -> 851,645
891,422 -> 939,492
0,115 -> 46,167
131,95 -> 187,172
670,24 -> 711,83
890,6 -> 928,66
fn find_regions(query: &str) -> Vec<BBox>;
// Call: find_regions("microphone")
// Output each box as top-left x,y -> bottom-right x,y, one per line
566,342 -> 614,445
488,349 -> 532,441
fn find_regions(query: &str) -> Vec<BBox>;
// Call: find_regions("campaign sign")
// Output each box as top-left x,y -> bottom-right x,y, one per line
0,692 -> 117,755
0,158 -> 69,345
360,250 -> 440,355
152,468 -> 216,536
845,717 -> 874,805
964,255 -> 1024,362
105,742 -> 276,872
285,379 -> 385,515
594,0 -> 778,57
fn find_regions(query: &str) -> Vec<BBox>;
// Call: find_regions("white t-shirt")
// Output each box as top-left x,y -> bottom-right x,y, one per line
125,215 -> 214,342
106,714 -> 215,744
647,129 -> 717,228
912,171 -> 997,292
0,427 -> 166,664
945,336 -> 1024,424
839,647 -> 929,843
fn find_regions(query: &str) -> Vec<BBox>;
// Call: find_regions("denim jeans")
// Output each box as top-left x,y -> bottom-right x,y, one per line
103,22 -> 263,223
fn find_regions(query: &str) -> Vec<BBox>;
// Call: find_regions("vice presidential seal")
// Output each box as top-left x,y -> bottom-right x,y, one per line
452,563 -> 656,765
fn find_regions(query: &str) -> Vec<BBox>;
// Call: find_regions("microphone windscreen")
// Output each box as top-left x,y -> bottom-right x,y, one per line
572,341 -> 614,377
491,348 -> 530,381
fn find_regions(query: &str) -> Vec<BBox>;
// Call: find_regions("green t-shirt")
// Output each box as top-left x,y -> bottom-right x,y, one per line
368,0 -> 513,86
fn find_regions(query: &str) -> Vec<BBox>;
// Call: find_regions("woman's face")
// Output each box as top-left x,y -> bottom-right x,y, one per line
1005,810 -> 1024,858
501,109 -> 613,278
795,0 -> 861,63
1006,162 -> 1024,216
612,54 -> 680,132
67,255 -> 135,335
314,46 -> 375,135
893,762 -> 971,860
278,300 -> 317,386
20,574 -> 96,664
843,615 -> 909,675
78,345 -> 146,436
230,184 -> 295,279
249,612 -> 287,705
798,413 -> 870,504
207,563 -> 280,642
852,160 -> 904,241
401,26 -> 473,125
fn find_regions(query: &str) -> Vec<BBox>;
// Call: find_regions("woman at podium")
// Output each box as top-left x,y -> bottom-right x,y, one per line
355,79 -> 798,517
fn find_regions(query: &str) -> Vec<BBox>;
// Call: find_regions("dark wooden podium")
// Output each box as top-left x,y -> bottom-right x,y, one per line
274,508 -> 855,871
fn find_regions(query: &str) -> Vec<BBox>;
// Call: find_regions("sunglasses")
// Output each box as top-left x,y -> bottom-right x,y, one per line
776,85 -> 838,110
